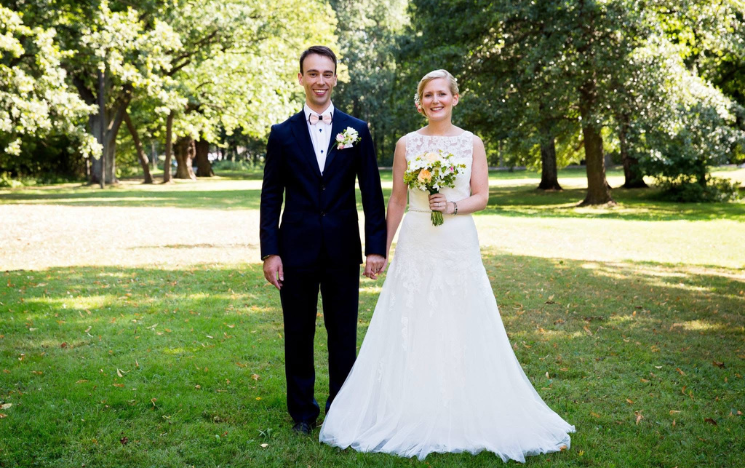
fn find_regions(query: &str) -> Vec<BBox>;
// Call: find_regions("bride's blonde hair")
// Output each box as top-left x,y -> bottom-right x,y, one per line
415,69 -> 459,110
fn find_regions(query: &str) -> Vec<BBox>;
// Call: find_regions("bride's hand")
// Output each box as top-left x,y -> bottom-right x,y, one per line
429,193 -> 451,213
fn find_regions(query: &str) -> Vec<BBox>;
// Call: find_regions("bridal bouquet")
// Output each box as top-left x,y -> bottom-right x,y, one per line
403,150 -> 466,226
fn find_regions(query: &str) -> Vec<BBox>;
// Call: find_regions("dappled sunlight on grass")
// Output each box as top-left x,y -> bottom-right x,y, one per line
677,320 -> 726,332
23,294 -> 112,310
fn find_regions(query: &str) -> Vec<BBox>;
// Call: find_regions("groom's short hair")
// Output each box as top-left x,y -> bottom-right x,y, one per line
300,46 -> 337,74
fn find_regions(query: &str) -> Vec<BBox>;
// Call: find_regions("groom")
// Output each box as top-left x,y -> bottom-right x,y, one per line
260,46 -> 387,434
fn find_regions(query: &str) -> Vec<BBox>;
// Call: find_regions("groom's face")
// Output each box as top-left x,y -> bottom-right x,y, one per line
298,54 -> 337,112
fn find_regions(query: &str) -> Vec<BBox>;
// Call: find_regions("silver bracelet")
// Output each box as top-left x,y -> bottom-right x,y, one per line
453,201 -> 458,215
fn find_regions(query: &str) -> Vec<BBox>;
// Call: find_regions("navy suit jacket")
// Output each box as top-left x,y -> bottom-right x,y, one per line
260,109 -> 387,268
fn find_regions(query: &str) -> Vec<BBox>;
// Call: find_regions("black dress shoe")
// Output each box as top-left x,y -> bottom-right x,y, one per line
292,421 -> 316,435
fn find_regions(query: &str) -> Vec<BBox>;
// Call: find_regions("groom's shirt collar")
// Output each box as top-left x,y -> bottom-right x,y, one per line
303,102 -> 334,121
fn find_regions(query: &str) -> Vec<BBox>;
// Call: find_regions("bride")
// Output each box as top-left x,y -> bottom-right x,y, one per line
319,69 -> 575,462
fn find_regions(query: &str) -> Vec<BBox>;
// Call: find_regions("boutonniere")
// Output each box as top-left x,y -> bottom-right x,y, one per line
333,127 -> 361,150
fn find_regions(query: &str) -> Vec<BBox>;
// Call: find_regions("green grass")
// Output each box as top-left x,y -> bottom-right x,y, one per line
1,168 -> 744,467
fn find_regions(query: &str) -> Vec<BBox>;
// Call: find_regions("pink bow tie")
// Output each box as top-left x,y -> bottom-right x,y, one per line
309,112 -> 332,125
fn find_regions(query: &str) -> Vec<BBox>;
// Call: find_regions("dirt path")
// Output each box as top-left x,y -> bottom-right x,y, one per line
1,204 -> 261,270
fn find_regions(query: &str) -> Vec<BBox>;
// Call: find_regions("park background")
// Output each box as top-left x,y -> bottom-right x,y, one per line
1,0 -> 744,467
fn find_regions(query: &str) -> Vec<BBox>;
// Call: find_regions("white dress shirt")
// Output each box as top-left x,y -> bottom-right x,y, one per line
304,102 -> 334,174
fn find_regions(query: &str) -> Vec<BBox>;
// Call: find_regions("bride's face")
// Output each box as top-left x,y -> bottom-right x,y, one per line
420,78 -> 459,122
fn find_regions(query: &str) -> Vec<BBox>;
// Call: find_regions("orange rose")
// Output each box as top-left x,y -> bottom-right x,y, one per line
417,169 -> 432,183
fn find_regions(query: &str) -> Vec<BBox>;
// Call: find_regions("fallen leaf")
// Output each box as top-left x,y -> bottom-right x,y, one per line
583,325 -> 593,335
120,436 -> 129,445
117,368 -> 123,378
84,326 -> 92,333
60,342 -> 67,348
635,411 -> 644,425
676,368 -> 686,376
195,385 -> 201,389
590,412 -> 601,418
206,335 -> 213,339
0,414 -> 7,419
75,379 -> 88,384
704,418 -> 717,426
227,324 -> 235,328
112,383 -> 125,388
235,362 -> 246,368
712,361 -> 725,369
31,371 -> 43,375
559,444 -> 567,451
0,403 -> 11,410
260,443 -> 268,448
670,410 -> 681,415
251,374 -> 260,381
626,399 -> 634,405
640,378 -> 649,383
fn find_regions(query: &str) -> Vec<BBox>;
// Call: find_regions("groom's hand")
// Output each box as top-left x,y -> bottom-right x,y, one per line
263,255 -> 284,290
364,254 -> 386,280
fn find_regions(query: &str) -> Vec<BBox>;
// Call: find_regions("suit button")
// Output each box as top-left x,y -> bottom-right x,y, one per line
320,211 -> 326,216
321,184 -> 326,190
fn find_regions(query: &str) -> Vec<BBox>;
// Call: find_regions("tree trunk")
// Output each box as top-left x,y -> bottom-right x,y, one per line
150,141 -> 157,169
123,110 -> 153,184
194,139 -> 214,177
578,80 -> 614,205
163,112 -> 174,183
537,131 -> 562,191
174,136 -> 197,180
618,114 -> 647,188
100,93 -> 130,185
89,113 -> 103,185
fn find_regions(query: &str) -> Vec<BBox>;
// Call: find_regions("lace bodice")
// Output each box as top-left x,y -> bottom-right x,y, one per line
404,131 -> 473,212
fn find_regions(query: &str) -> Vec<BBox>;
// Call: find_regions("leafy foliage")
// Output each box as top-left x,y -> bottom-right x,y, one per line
0,6 -> 97,160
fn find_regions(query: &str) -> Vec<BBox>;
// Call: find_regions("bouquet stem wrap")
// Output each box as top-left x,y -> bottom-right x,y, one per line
429,188 -> 444,226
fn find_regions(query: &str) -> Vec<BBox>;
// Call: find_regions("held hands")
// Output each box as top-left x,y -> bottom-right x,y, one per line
429,193 -> 454,214
364,254 -> 387,280
263,255 -> 284,290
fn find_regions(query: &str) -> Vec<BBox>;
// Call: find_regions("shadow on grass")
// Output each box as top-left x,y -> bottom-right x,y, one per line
0,253 -> 743,467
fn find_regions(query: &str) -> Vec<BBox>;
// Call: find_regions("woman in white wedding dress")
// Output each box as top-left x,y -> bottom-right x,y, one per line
319,69 -> 575,462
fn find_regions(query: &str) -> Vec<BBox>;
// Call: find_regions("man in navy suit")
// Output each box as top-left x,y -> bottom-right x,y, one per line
260,46 -> 387,435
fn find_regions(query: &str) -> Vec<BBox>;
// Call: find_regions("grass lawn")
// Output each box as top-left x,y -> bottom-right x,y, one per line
0,167 -> 743,467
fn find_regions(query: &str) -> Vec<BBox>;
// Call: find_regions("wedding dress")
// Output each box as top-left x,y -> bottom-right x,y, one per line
319,131 -> 575,462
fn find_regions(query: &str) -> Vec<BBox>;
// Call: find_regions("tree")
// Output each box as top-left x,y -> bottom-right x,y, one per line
405,0 -> 677,204
329,0 -> 409,163
148,0 -> 339,179
0,6 -> 96,165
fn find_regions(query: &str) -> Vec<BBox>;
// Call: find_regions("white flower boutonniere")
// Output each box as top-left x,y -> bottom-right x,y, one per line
333,127 -> 361,150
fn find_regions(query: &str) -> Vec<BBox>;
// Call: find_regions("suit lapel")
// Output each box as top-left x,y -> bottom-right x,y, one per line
323,111 -> 348,174
289,111 -> 322,178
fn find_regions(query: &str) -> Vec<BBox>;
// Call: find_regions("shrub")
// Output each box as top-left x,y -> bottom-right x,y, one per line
211,160 -> 256,171
654,175 -> 741,203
